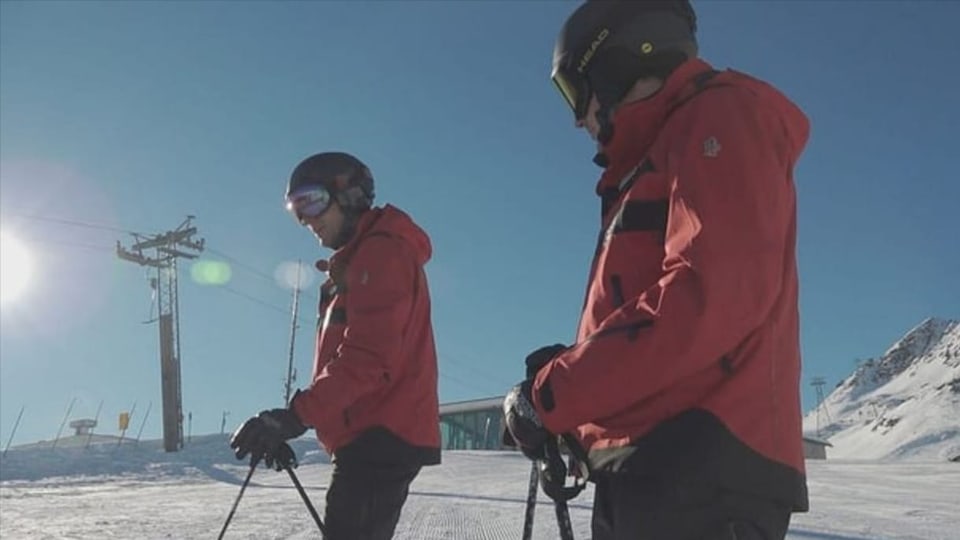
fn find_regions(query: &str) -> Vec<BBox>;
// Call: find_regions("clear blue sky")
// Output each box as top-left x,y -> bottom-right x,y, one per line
1,1 -> 958,446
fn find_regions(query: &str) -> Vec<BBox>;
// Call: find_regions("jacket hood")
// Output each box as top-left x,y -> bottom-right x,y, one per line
595,58 -> 810,196
346,204 -> 432,266
748,75 -> 810,166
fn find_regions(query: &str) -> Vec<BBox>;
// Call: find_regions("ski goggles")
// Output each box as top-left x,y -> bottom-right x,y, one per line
285,185 -> 333,223
552,67 -> 591,121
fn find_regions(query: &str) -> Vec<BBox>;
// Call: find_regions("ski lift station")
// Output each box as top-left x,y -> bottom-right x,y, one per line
68,419 -> 97,437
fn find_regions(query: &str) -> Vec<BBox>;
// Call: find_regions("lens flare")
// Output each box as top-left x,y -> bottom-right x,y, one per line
190,260 -> 232,285
0,231 -> 32,306
275,260 -> 315,290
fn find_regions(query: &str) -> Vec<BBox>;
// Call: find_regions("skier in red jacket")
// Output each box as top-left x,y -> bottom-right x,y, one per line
231,152 -> 440,540
504,2 -> 810,538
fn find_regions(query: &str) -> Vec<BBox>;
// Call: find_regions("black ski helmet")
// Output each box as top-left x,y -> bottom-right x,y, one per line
286,151 -> 375,214
551,0 -> 698,121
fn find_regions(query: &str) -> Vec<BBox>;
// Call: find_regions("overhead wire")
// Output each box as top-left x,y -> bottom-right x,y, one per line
2,212 -> 314,322
24,238 -> 116,253
3,213 -> 138,235
204,246 -> 318,304
5,212 -> 511,393
442,352 -> 514,389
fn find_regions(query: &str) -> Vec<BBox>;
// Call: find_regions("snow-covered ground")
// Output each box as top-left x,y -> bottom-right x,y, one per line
1,434 -> 958,539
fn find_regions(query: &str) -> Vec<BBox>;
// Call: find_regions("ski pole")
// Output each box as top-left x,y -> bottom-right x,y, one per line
554,498 -> 575,540
2,406 -> 24,458
522,459 -> 539,540
217,456 -> 260,540
544,438 -> 576,540
284,464 -> 328,537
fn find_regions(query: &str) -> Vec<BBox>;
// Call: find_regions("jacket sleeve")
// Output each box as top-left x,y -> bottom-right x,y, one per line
293,235 -> 414,435
534,88 -> 799,434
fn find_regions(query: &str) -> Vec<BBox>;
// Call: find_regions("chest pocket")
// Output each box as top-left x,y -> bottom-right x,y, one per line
607,199 -> 669,239
596,157 -> 670,329
601,157 -> 669,245
318,280 -> 346,331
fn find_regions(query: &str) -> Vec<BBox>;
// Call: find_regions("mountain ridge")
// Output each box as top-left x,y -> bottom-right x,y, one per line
803,317 -> 960,461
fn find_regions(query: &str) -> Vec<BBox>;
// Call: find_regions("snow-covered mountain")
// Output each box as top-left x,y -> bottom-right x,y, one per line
803,317 -> 960,461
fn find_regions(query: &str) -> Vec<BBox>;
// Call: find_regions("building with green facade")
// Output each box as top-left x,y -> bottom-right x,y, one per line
439,396 -> 509,450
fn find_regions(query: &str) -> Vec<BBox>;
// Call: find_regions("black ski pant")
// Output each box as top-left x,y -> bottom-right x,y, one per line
322,460 -> 421,540
590,474 -> 792,540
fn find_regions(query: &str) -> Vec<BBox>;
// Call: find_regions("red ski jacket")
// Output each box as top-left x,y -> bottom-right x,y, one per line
532,58 -> 810,510
293,204 -> 441,467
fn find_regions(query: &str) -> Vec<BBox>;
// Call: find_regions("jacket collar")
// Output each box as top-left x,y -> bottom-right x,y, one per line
325,207 -> 379,279
595,58 -> 716,197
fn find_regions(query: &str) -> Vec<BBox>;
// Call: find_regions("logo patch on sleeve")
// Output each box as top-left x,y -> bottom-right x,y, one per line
703,136 -> 722,158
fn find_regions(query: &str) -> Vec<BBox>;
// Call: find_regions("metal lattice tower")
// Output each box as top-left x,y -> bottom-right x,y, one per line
810,376 -> 832,438
117,216 -> 204,452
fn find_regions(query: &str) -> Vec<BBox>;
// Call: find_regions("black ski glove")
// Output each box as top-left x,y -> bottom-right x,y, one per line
230,408 -> 307,465
502,344 -> 566,449
525,343 -> 567,379
263,441 -> 298,471
538,441 -> 569,502
502,379 -> 551,461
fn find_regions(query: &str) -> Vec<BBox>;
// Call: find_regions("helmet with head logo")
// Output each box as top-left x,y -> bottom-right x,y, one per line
551,0 -> 698,121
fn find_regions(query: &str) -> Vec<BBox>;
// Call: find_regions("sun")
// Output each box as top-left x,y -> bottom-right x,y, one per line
1,231 -> 32,306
